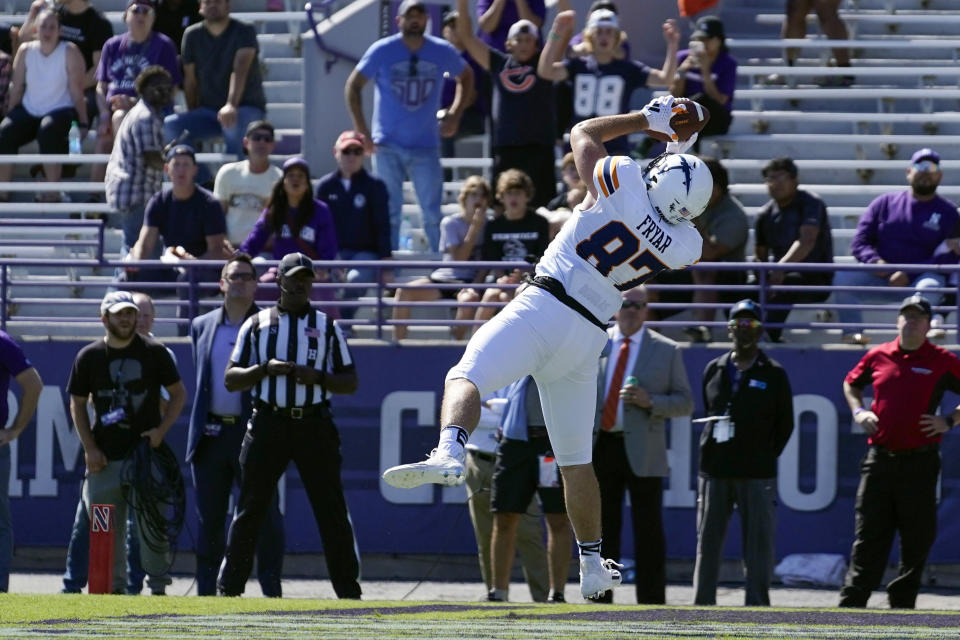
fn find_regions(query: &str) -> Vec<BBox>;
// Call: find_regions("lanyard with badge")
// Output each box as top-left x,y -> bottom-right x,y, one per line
712,357 -> 744,443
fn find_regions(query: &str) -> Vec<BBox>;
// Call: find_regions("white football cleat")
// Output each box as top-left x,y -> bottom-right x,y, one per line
580,556 -> 623,599
382,449 -> 465,488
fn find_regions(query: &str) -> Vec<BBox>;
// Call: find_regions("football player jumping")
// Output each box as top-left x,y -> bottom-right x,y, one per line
383,96 -> 713,600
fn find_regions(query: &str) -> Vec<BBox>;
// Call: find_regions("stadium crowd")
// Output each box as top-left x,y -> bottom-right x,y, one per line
0,0 -> 956,611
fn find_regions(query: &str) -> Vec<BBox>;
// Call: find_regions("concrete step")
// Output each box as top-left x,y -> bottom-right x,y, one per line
263,58 -> 303,81
264,80 -> 301,103
265,103 -> 302,130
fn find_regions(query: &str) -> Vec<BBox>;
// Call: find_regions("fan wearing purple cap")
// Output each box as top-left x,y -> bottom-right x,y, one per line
345,0 -> 473,251
91,0 -> 181,185
454,0 -> 557,208
834,148 -> 960,345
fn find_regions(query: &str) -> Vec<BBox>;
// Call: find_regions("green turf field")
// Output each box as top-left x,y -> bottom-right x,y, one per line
2,595 -> 960,639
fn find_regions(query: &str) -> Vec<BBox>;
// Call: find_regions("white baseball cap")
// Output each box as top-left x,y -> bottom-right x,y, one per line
586,8 -> 619,30
507,19 -> 538,41
100,291 -> 139,316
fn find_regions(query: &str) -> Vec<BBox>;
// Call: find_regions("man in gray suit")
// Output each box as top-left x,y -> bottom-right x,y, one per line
591,285 -> 694,603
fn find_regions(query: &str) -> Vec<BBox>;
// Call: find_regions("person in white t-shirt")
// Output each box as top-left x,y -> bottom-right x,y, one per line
383,95 -> 712,601
213,119 -> 282,247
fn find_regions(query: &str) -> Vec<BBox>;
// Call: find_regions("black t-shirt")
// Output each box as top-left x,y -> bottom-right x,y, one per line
67,334 -> 180,460
488,49 -> 555,148
755,189 -> 834,265
57,5 -> 114,71
154,0 -> 201,54
482,209 -> 550,263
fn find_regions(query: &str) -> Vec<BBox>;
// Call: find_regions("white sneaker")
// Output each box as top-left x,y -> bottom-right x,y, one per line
381,449 -> 465,488
579,556 -> 623,599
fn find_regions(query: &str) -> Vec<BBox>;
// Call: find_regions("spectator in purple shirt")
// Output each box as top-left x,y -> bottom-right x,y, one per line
0,331 -> 42,593
240,157 -> 339,311
669,16 -> 736,140
475,0 -> 545,53
92,0 -> 181,186
835,149 -> 960,345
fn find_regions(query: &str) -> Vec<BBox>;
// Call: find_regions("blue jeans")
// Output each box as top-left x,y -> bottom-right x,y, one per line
834,269 -> 945,333
373,143 -> 442,252
61,492 -> 145,594
163,106 -> 265,183
338,249 -> 380,320
0,445 -> 11,592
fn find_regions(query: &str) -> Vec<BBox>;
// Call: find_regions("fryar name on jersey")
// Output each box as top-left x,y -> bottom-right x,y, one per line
634,213 -> 672,253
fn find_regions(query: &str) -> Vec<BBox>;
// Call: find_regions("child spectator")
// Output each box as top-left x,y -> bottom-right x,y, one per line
456,0 -> 557,208
392,176 -> 491,341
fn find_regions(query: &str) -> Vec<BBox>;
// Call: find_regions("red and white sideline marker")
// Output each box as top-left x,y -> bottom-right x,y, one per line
88,504 -> 115,595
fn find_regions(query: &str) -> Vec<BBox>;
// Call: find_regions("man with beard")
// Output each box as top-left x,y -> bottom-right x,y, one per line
692,299 -> 794,606
66,291 -> 186,594
217,253 -> 361,598
833,148 -> 960,344
345,0 -> 474,252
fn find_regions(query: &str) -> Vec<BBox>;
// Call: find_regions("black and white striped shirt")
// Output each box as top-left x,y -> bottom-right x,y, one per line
230,306 -> 354,408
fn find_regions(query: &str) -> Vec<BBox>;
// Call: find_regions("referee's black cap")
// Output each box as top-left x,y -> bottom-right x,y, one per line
278,252 -> 315,278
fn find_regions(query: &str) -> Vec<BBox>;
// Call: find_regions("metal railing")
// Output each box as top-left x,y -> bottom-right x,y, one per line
2,257 -> 960,340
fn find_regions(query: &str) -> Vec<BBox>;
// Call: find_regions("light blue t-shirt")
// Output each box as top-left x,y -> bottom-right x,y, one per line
356,33 -> 465,149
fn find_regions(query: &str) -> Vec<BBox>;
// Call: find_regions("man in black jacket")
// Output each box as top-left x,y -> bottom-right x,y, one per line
692,299 -> 794,606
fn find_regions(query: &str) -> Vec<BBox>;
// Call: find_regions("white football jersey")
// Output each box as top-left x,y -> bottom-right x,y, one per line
536,155 -> 703,323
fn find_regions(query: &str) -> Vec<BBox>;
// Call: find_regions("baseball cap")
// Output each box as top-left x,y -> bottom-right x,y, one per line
126,0 -> 156,9
910,148 -> 940,165
245,120 -> 275,137
692,16 -> 725,40
588,1 -> 618,14
586,8 -> 619,30
165,144 -> 195,162
728,299 -> 762,320
282,156 -> 310,173
278,252 -> 315,279
335,130 -> 366,151
899,294 -> 932,317
507,19 -> 538,41
397,0 -> 425,16
101,291 -> 139,316
441,9 -> 458,27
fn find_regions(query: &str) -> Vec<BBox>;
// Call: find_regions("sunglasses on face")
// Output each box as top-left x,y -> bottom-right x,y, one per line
728,318 -> 762,329
620,301 -> 647,310
912,160 -> 939,173
340,147 -> 363,156
226,272 -> 255,282
409,54 -> 418,77
248,133 -> 273,142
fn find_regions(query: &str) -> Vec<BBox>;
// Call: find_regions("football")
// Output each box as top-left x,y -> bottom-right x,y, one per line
646,97 -> 710,143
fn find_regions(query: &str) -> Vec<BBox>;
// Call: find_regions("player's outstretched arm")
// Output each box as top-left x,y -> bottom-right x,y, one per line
570,97 -> 677,199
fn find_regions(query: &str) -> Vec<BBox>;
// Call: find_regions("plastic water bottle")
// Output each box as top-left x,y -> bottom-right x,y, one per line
68,121 -> 82,155
398,215 -> 414,251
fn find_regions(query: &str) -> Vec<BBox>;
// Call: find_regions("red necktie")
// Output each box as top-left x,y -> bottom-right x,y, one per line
601,338 -> 631,431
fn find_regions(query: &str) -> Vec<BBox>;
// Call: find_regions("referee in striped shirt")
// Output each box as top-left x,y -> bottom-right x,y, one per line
217,252 -> 361,598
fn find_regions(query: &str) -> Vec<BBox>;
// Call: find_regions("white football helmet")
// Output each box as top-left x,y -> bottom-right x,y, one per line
642,153 -> 713,225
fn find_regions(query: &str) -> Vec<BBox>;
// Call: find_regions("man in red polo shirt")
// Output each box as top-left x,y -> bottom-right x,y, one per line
839,294 -> 960,608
